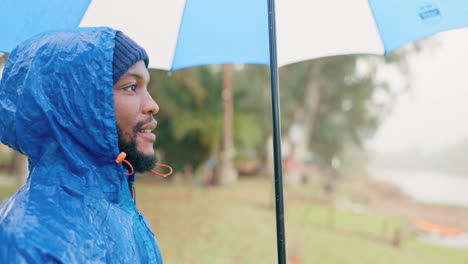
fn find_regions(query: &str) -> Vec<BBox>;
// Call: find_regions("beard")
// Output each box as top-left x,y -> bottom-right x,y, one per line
117,123 -> 157,173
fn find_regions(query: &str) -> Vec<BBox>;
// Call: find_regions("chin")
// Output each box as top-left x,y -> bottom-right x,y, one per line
138,147 -> 155,156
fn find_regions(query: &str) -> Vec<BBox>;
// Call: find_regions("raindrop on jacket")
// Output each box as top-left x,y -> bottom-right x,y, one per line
0,27 -> 163,263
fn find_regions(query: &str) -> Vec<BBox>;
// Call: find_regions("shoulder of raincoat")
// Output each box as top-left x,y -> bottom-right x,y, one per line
0,27 -> 163,264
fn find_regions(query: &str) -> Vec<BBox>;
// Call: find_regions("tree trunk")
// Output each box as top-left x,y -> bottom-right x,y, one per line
302,59 -> 324,147
219,64 -> 238,186
286,60 -> 324,185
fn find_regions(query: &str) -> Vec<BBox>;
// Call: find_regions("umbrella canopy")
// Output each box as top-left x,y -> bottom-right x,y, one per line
72,0 -> 468,69
2,0 -> 468,70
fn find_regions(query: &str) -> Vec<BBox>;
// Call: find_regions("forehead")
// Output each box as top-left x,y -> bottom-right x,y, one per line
121,61 -> 150,81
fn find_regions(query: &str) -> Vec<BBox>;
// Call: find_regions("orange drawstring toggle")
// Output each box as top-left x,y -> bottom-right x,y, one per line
115,152 -> 134,176
115,152 -> 173,177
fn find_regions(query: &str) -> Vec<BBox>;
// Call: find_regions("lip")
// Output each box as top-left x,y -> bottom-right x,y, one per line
138,131 -> 156,141
137,120 -> 157,141
139,120 -> 157,131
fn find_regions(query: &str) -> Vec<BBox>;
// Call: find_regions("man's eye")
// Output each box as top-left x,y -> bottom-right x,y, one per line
122,85 -> 137,92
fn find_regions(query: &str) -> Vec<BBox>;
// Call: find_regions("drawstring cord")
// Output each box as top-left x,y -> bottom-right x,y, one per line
115,152 -> 173,177
115,152 -> 173,202
151,163 -> 173,177
115,153 -> 135,175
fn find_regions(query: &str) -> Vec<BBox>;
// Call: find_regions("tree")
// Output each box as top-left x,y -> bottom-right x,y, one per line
232,44 -> 421,174
148,66 -> 263,184
145,41 -> 427,184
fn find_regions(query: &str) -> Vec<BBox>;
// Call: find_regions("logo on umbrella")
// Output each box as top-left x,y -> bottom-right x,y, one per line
418,3 -> 441,24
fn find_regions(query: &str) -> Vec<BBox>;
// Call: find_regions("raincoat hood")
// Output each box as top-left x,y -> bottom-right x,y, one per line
0,27 -> 163,263
0,27 -> 124,201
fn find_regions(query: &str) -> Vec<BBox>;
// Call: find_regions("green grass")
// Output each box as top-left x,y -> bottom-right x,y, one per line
1,177 -> 466,263
136,177 -> 468,264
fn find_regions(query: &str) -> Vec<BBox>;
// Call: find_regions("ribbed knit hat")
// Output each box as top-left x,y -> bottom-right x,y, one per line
112,31 -> 149,84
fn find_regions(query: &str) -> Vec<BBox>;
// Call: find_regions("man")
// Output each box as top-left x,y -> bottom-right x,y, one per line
0,27 -> 164,263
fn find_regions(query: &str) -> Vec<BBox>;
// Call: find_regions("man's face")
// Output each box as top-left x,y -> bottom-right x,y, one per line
113,60 -> 159,172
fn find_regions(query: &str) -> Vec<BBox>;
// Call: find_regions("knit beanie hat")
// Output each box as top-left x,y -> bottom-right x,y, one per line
112,31 -> 149,84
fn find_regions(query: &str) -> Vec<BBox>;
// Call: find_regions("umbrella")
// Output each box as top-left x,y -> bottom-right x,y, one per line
2,1 -> 468,263
4,1 -> 468,69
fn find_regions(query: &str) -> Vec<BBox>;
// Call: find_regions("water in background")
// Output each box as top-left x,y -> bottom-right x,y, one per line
369,168 -> 468,208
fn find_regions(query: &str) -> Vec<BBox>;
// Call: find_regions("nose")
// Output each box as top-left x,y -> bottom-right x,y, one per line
142,90 -> 159,115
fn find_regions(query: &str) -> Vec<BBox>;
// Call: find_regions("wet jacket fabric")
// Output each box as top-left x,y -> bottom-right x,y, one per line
0,27 -> 163,263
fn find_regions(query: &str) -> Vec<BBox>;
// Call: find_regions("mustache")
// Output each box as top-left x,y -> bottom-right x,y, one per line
133,116 -> 156,133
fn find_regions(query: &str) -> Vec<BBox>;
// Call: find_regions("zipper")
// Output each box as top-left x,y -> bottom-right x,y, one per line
121,167 -> 162,263
135,209 -> 161,263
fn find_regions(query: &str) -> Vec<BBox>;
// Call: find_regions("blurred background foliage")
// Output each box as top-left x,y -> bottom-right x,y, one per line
0,42 -> 420,184
141,49 -> 415,179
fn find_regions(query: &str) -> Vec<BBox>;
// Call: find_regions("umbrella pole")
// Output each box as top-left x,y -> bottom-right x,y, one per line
267,0 -> 287,264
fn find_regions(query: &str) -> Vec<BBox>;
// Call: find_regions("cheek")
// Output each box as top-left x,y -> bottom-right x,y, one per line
114,96 -> 139,129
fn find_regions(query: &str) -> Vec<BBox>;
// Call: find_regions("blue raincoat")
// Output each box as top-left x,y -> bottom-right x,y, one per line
0,27 -> 163,263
